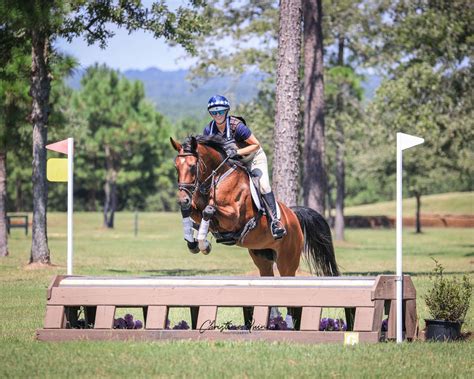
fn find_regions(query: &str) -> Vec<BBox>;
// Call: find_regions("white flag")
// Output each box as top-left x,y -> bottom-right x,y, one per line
397,132 -> 424,151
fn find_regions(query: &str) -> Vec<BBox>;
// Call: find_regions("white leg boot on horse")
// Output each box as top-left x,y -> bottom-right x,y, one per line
181,209 -> 200,254
197,205 -> 215,255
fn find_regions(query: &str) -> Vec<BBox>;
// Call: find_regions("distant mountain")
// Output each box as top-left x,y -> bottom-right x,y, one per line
67,68 -> 265,119
67,68 -> 381,119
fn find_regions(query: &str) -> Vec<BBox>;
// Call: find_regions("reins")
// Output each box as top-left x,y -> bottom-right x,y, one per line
177,150 -> 232,198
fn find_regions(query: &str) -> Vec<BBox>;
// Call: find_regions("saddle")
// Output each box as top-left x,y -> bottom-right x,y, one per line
192,165 -> 279,246
248,171 -> 281,219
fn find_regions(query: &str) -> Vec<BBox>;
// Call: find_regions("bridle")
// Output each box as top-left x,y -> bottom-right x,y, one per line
176,149 -> 231,200
176,152 -> 200,199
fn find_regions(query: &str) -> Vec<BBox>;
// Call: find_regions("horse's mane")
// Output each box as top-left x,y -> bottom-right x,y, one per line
182,134 -> 236,157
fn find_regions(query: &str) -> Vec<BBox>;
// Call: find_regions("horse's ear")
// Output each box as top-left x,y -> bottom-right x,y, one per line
190,136 -> 198,152
170,137 -> 182,152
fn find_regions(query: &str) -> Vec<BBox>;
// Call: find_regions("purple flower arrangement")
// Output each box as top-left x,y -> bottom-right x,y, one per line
319,318 -> 347,331
172,320 -> 190,330
163,319 -> 191,329
268,316 -> 289,330
113,313 -> 143,329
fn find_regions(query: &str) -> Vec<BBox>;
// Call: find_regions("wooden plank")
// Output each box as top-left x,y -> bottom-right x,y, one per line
94,306 -> 115,329
44,306 -> 64,329
371,300 -> 385,333
353,307 -> 375,332
36,329 -> 381,344
372,276 -> 416,300
47,275 -> 68,300
196,306 -> 218,331
252,306 -> 269,329
145,306 -> 168,330
49,287 -> 375,307
300,307 -> 321,331
404,299 -> 417,340
60,276 -> 376,288
387,300 -> 396,339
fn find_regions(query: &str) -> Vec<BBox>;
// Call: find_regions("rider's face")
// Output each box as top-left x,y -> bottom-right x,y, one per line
210,109 -> 228,124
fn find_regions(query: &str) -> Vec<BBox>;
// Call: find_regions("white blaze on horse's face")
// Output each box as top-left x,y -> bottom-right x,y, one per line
174,153 -> 199,208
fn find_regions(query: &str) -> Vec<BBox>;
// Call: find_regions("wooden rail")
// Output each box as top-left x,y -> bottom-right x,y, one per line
37,275 -> 417,344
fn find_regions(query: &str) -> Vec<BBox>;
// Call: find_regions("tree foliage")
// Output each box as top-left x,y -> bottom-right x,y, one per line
70,64 -> 177,220
364,0 -> 473,205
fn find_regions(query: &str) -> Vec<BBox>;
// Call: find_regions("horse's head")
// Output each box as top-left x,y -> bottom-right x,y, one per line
170,136 -> 200,210
171,134 -> 234,210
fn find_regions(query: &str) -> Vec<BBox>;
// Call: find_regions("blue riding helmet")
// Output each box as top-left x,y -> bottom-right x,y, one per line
207,95 -> 230,112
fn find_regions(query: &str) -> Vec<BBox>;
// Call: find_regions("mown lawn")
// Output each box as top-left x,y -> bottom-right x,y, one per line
345,191 -> 473,216
1,212 -> 473,378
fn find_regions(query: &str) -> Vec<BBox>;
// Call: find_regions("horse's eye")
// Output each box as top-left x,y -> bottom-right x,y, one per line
190,165 -> 197,174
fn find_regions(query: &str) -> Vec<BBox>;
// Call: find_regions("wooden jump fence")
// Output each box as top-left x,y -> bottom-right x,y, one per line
37,275 -> 417,344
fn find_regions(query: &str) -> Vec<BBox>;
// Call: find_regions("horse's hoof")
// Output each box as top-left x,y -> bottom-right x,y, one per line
199,240 -> 212,255
186,240 -> 200,254
202,242 -> 212,255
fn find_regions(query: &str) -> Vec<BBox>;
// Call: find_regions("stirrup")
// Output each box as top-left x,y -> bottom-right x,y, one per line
270,219 -> 286,239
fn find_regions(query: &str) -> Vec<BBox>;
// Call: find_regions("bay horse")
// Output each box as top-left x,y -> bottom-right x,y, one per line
170,134 -> 339,278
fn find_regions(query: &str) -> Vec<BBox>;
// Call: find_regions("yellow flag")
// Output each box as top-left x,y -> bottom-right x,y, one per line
47,158 -> 68,182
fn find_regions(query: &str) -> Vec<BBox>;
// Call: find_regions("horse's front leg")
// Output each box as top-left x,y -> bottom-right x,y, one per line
197,205 -> 216,255
181,208 -> 200,254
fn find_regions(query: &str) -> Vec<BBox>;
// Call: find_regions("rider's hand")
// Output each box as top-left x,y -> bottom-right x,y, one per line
227,148 -> 242,160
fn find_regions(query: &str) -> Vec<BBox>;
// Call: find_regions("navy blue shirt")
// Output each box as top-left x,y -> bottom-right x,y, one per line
203,119 -> 252,142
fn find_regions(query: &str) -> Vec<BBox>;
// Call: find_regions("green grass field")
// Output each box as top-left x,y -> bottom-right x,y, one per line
1,211 -> 473,378
345,191 -> 473,216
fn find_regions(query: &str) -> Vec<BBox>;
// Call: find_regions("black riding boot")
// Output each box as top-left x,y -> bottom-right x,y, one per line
262,192 -> 287,239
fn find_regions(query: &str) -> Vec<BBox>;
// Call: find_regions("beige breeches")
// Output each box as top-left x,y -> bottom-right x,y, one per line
243,148 -> 272,194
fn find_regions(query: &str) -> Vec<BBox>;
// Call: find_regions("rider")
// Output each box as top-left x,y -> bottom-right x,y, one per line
203,94 -> 286,239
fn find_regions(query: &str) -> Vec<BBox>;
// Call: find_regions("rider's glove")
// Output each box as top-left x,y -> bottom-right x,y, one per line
227,148 -> 242,160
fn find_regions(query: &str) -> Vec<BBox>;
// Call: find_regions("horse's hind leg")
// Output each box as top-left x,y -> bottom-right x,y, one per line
249,248 -> 275,276
243,249 -> 275,327
275,242 -> 302,277
275,239 -> 304,330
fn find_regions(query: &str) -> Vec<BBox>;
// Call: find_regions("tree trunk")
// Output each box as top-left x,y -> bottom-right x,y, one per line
335,35 -> 345,241
29,30 -> 51,264
415,191 -> 422,234
334,122 -> 345,240
103,145 -> 117,228
0,151 -> 8,257
327,181 -> 335,228
272,0 -> 302,207
88,189 -> 97,211
302,0 -> 326,215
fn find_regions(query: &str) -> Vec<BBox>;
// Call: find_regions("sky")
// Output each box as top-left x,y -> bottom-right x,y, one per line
54,1 -> 197,72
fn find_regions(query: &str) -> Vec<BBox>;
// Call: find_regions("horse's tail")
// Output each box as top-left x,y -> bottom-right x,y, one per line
291,206 -> 339,276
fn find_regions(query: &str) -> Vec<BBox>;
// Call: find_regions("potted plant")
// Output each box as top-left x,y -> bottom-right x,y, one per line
424,260 -> 472,341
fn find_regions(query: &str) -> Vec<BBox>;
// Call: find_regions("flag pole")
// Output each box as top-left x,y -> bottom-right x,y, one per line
396,132 -> 424,343
396,133 -> 403,343
67,138 -> 74,275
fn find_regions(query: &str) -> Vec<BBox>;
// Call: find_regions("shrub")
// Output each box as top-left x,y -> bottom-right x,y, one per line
425,260 -> 472,322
